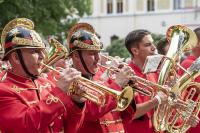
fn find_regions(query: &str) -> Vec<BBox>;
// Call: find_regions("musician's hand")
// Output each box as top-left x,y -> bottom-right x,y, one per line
186,115 -> 199,127
71,85 -> 87,103
154,91 -> 168,105
170,98 -> 188,110
56,67 -> 81,92
115,65 -> 135,87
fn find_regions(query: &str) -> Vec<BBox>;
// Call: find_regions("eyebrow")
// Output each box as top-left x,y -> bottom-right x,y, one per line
144,42 -> 152,45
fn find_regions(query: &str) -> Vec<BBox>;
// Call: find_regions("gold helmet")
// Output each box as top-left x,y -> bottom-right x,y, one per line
67,23 -> 103,54
1,18 -> 45,60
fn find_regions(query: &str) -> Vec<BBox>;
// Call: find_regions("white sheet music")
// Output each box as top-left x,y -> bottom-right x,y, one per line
143,54 -> 164,74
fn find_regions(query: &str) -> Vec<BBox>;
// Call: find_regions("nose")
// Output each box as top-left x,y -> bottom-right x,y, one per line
39,50 -> 46,60
151,43 -> 156,51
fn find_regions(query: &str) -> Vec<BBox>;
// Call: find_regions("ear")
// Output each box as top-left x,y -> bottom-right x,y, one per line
71,51 -> 79,61
130,47 -> 139,56
10,52 -> 20,64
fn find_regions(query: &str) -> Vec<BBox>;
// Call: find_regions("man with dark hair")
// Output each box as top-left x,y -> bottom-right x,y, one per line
124,29 -> 168,133
0,18 -> 86,133
125,30 -> 150,55
125,29 -> 199,133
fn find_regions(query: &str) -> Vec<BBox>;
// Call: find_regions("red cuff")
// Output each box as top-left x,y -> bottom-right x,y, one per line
50,87 -> 85,114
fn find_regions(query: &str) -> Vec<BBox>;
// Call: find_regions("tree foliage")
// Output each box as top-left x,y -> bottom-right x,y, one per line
106,39 -> 130,58
0,0 -> 92,40
105,33 -> 164,58
151,33 -> 165,46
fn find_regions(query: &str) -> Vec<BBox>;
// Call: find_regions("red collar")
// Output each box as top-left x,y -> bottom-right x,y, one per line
6,71 -> 36,88
129,62 -> 146,78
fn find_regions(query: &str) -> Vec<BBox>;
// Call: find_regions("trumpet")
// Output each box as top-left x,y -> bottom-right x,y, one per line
42,63 -> 133,111
98,54 -> 171,97
42,38 -> 134,111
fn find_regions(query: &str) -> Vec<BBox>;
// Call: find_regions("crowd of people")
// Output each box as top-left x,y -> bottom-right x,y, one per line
0,18 -> 199,133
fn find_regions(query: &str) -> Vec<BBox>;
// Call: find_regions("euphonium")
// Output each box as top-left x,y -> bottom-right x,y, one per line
152,25 -> 199,133
164,57 -> 200,133
42,38 -> 134,111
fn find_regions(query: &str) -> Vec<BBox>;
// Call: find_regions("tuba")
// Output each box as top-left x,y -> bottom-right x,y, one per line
42,38 -> 134,111
152,25 -> 199,133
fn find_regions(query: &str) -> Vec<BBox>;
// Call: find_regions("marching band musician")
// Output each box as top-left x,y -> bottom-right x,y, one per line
64,23 -> 137,133
123,29 -> 167,133
124,29 -> 199,133
0,18 -> 86,133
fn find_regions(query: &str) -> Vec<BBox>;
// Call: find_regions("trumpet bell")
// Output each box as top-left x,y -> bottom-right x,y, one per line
77,77 -> 134,111
116,86 -> 134,111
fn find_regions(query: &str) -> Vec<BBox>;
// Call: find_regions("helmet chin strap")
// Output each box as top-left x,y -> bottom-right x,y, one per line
77,50 -> 94,79
16,49 -> 37,80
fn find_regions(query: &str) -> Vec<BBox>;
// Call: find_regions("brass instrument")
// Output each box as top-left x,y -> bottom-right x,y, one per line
42,38 -> 134,111
41,38 -> 69,72
158,25 -> 197,86
100,25 -> 200,133
162,57 -> 200,133
99,54 -> 171,97
153,25 -> 199,133
98,63 -> 166,97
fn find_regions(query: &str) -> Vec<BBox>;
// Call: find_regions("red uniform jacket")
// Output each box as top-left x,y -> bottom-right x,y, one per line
124,62 -> 158,133
78,69 -> 136,133
0,72 -> 85,133
178,55 -> 200,133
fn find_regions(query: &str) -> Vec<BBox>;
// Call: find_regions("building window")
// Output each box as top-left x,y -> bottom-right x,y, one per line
117,0 -> 123,13
184,0 -> 194,9
173,0 -> 182,10
147,0 -> 155,12
107,0 -> 113,14
157,0 -> 170,10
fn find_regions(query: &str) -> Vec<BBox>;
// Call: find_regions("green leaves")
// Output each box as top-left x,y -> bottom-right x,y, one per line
106,39 -> 130,58
0,0 -> 92,41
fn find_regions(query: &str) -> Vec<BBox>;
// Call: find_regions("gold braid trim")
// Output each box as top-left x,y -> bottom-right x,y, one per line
12,36 -> 44,47
73,40 -> 101,50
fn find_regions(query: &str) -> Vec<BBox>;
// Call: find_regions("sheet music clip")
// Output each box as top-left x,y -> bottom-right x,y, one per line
143,54 -> 164,74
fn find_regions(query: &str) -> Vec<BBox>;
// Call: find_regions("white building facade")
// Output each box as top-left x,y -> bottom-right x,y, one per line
80,0 -> 200,47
